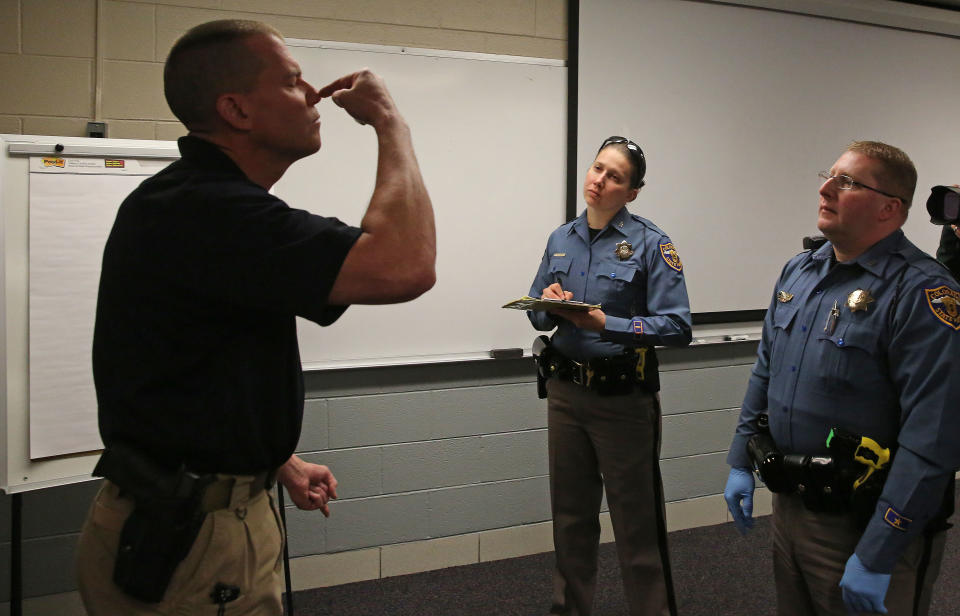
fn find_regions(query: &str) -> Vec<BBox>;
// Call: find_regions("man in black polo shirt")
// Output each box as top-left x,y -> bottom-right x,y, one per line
76,19 -> 436,615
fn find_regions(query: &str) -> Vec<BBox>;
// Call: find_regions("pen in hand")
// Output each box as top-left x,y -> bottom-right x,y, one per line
543,281 -> 573,302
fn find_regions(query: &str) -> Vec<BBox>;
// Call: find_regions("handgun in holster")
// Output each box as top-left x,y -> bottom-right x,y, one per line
532,335 -> 551,399
745,413 -> 797,493
93,443 -> 215,603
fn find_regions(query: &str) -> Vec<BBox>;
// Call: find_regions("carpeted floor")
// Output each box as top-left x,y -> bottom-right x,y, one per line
288,515 -> 959,615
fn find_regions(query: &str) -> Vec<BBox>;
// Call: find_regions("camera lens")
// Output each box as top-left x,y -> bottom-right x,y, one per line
927,185 -> 960,226
945,191 -> 959,222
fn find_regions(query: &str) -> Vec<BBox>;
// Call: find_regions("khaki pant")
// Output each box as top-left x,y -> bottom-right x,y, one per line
547,378 -> 675,616
773,492 -> 947,616
76,478 -> 285,615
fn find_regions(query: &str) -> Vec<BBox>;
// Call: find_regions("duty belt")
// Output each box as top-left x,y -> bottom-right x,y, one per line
746,417 -> 891,525
550,355 -> 633,387
543,348 -> 654,395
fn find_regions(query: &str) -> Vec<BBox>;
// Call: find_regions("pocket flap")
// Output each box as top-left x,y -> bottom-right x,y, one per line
549,258 -> 572,275
772,302 -> 798,330
818,321 -> 876,352
595,262 -> 639,282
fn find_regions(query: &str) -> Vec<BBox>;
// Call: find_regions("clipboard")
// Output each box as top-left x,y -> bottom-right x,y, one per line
502,296 -> 600,312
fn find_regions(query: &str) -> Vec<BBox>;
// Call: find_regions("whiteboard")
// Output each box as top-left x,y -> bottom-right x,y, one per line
278,40 -> 566,369
579,0 -> 957,313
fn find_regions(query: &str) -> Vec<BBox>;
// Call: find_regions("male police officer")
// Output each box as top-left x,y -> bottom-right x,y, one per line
76,20 -> 435,615
724,141 -> 959,615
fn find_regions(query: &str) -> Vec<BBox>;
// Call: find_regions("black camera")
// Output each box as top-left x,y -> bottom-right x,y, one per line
926,185 -> 960,226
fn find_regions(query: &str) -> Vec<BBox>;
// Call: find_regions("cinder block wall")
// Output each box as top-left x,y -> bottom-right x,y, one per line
281,342 -> 757,588
289,345 -> 756,558
0,0 -> 567,139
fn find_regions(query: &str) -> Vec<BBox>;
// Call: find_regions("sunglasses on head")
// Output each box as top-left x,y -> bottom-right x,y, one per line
598,136 -> 646,188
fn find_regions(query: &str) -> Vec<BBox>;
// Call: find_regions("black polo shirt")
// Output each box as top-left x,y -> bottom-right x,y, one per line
93,136 -> 362,474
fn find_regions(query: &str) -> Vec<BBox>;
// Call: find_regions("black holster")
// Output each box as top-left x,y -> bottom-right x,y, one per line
532,335 -> 550,399
745,421 -> 795,494
93,444 -> 213,603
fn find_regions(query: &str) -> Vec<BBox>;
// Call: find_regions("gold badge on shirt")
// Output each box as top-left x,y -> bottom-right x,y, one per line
846,289 -> 874,312
776,291 -> 794,303
614,240 -> 634,261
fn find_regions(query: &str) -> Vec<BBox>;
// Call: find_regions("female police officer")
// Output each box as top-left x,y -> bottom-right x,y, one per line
528,136 -> 691,616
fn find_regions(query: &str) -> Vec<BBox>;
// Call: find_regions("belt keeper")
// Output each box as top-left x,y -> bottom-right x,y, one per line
199,471 -> 275,512
199,477 -> 236,512
252,470 -> 277,497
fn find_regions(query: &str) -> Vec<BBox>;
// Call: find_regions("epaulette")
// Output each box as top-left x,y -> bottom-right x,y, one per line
629,213 -> 667,237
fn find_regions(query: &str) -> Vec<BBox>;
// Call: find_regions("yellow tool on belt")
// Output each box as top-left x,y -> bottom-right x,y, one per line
826,429 -> 890,490
851,436 -> 890,489
634,347 -> 647,382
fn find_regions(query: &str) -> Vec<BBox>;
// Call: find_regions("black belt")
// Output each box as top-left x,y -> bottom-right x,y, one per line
549,355 -> 634,387
94,443 -> 276,511
542,348 -> 653,396
198,470 -> 277,512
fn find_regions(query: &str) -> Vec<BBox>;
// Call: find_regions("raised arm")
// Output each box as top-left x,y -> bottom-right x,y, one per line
322,69 -> 437,305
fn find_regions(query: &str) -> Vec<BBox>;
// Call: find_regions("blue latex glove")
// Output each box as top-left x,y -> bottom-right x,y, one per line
839,553 -> 891,614
723,467 -> 755,535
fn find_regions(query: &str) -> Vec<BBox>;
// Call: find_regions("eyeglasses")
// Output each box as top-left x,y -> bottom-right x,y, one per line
817,171 -> 904,202
599,136 -> 646,188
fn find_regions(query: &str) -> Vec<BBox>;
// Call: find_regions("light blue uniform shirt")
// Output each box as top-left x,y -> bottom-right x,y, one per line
727,229 -> 960,572
527,207 -> 692,364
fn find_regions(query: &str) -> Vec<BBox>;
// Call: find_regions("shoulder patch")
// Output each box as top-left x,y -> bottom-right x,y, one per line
659,242 -> 683,272
924,285 -> 960,331
883,506 -> 912,532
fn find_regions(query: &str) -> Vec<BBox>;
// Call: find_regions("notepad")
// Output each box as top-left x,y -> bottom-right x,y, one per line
501,296 -> 600,312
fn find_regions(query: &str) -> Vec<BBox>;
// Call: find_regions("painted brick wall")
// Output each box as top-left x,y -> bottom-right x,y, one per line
0,0 -> 566,139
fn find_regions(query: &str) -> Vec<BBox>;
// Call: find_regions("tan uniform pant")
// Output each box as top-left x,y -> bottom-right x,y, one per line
772,492 -> 947,616
75,477 -> 285,616
547,378 -> 675,616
